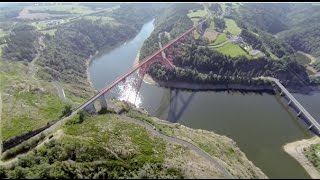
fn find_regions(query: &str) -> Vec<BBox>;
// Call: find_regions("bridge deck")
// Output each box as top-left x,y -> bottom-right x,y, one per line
269,77 -> 320,133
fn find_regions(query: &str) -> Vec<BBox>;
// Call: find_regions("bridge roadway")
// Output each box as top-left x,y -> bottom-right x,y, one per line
262,77 -> 320,134
77,19 -> 207,113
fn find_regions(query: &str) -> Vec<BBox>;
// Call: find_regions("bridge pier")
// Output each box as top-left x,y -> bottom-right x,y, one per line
99,93 -> 108,109
287,100 -> 292,105
280,91 -> 284,96
297,111 -> 302,117
84,101 -> 96,113
309,124 -> 314,130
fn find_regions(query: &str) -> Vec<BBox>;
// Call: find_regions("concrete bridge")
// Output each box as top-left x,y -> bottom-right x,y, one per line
76,19 -> 207,114
262,77 -> 320,135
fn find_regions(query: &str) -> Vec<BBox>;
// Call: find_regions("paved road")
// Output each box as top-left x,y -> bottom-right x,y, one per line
119,115 -> 234,179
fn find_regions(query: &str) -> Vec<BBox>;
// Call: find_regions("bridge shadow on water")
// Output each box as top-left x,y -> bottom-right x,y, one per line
167,88 -> 196,123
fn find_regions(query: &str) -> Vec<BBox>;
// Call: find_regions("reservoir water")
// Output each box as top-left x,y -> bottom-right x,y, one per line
89,19 -> 320,178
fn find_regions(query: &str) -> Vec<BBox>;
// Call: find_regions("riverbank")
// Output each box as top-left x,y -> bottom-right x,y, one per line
86,50 -> 99,93
132,50 -> 317,94
283,136 -> 320,179
156,80 -> 275,92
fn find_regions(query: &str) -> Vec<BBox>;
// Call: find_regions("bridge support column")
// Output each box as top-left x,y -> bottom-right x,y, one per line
297,111 -> 302,117
84,101 -> 96,113
309,124 -> 314,130
288,100 -> 292,105
99,93 -> 108,109
280,91 -> 284,96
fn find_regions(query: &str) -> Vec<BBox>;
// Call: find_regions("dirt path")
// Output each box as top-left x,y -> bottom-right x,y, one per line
119,114 -> 234,179
284,136 -> 320,179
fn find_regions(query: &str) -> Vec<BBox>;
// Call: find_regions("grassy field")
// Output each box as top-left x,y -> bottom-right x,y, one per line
82,15 -> 120,26
28,4 -> 94,15
0,61 -> 71,140
224,18 -> 241,35
215,42 -> 250,58
187,9 -> 208,18
210,33 -> 227,45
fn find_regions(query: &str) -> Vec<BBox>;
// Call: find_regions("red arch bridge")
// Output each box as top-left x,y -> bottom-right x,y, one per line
76,19 -> 208,113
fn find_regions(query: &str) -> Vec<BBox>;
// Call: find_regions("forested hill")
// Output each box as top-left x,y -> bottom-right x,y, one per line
277,4 -> 320,57
139,3 -> 202,60
35,4 -> 163,85
233,3 -> 320,58
234,3 -> 291,34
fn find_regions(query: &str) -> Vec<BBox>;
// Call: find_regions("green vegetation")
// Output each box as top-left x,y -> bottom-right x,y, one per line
234,3 -> 290,34
187,9 -> 208,18
295,52 -> 312,66
209,3 -> 223,16
305,144 -> 320,172
210,33 -> 227,45
216,43 -> 249,58
0,29 -> 7,38
39,29 -> 57,36
224,18 -> 241,35
126,108 -> 267,179
140,3 -> 201,60
148,42 -> 310,87
82,16 -> 116,24
0,3 -> 25,22
0,3 -> 165,146
2,24 -> 39,62
0,113 -> 186,179
240,29 -> 262,50
1,133 -> 46,161
0,60 -> 70,140
213,17 -> 225,32
27,4 -> 94,15
277,4 -> 320,56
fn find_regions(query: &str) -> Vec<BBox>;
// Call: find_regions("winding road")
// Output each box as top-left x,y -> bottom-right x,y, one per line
119,114 -> 234,179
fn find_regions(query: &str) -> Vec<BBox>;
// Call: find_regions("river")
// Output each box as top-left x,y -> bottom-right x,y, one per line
89,19 -> 320,179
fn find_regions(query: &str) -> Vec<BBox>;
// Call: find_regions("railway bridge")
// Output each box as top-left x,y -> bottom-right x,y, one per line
77,19 -> 207,113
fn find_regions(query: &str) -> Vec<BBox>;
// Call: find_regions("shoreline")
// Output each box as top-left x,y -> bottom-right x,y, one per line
283,136 -> 320,179
86,50 -> 99,93
132,51 -> 316,94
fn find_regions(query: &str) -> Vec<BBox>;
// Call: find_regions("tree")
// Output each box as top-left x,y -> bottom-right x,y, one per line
213,17 -> 225,32
61,105 -> 72,118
